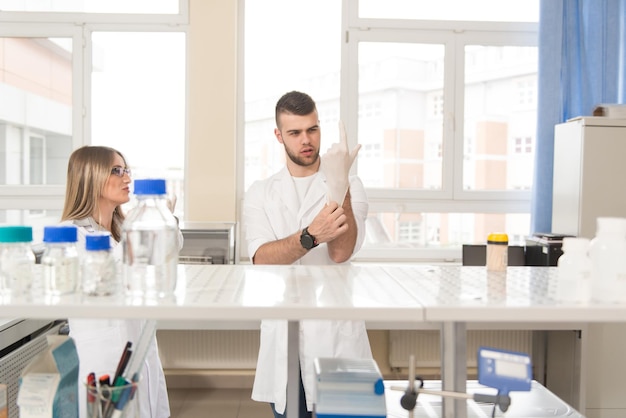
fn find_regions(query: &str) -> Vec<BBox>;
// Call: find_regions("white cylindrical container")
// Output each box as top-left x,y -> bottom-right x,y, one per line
556,237 -> 592,303
486,233 -> 508,272
0,226 -> 36,297
122,179 -> 178,299
41,225 -> 79,296
82,232 -> 119,297
589,217 -> 626,304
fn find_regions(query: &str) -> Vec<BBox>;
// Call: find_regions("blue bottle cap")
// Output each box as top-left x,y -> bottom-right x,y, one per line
0,226 -> 33,243
43,225 -> 78,243
133,179 -> 166,195
85,232 -> 111,251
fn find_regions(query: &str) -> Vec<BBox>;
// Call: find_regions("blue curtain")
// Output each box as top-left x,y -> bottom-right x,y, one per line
531,0 -> 626,233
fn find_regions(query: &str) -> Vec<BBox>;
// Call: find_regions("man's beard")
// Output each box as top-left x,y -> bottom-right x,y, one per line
285,146 -> 319,167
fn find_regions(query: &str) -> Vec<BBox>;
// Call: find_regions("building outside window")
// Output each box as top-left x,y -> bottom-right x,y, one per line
0,1 -> 186,241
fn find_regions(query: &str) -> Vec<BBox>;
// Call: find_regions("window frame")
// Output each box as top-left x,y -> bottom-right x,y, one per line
0,3 -> 189,213
340,2 -> 538,261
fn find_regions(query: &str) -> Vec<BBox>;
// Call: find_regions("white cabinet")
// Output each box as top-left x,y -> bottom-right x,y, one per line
552,117 -> 626,418
552,117 -> 626,238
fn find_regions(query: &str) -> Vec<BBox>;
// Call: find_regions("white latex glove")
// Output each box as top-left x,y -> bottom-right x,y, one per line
320,120 -> 361,206
166,193 -> 177,214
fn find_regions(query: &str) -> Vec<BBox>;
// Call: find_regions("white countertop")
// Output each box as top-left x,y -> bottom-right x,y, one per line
0,264 -> 622,324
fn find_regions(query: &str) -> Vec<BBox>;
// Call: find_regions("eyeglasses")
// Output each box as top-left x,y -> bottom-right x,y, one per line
111,166 -> 132,177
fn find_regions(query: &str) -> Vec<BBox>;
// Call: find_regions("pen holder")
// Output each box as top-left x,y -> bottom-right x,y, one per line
86,373 -> 140,418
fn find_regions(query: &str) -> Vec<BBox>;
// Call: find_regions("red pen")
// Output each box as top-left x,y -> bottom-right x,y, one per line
87,372 -> 97,417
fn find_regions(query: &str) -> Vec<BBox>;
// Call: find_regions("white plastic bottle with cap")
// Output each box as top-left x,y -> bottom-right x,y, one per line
82,232 -> 119,297
0,226 -> 36,297
556,237 -> 592,302
41,225 -> 79,296
589,217 -> 626,304
122,178 -> 178,298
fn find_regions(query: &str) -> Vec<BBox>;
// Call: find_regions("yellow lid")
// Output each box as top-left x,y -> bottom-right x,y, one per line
487,233 -> 508,244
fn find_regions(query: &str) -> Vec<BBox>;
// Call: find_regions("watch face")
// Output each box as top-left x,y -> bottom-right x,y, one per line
300,233 -> 314,250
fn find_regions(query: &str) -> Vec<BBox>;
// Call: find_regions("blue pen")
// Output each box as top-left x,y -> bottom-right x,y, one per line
110,385 -> 133,418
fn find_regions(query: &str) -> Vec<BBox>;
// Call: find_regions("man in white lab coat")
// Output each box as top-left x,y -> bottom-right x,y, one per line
243,91 -> 372,418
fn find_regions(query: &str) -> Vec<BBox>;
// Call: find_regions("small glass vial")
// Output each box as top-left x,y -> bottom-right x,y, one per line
486,233 -> 508,272
82,232 -> 119,297
589,217 -> 626,303
0,226 -> 36,297
556,237 -> 592,302
41,225 -> 79,296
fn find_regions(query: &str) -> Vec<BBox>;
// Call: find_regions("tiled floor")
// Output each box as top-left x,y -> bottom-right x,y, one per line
168,388 -> 273,418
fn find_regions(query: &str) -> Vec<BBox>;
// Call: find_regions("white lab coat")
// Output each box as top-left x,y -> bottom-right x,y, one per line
61,218 -> 179,418
243,167 -> 372,414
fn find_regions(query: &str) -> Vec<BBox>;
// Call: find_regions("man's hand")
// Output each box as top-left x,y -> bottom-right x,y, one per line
320,120 -> 361,206
307,201 -> 348,244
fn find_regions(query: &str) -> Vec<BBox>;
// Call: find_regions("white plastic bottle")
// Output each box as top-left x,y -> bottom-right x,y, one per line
556,237 -> 592,303
41,225 -> 79,296
122,179 -> 178,299
589,217 -> 626,304
0,226 -> 36,297
82,232 -> 119,297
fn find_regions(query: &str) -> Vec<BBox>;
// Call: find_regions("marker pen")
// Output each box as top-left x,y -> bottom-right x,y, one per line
110,385 -> 133,418
98,374 -> 111,411
87,372 -> 97,418
103,376 -> 127,418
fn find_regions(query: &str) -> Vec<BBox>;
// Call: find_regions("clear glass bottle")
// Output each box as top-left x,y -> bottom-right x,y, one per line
0,226 -> 36,297
556,237 -> 592,303
122,179 -> 178,299
486,233 -> 508,272
41,225 -> 79,296
82,232 -> 119,297
589,217 -> 626,304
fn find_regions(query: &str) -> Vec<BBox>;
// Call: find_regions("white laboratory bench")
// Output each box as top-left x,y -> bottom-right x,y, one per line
0,264 -> 598,418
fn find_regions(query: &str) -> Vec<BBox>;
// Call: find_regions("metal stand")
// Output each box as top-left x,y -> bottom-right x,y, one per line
286,320 -> 300,417
441,322 -> 467,418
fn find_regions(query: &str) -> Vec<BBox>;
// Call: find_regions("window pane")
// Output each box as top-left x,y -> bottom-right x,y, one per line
359,0 -> 539,22
364,212 -> 530,249
90,32 -> 185,215
244,0 -> 341,191
358,42 -> 445,190
0,37 -> 73,186
463,45 -> 538,191
0,0 -> 178,14
0,209 -> 62,244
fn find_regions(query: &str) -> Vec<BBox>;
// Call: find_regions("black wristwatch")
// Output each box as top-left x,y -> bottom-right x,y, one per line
300,227 -> 319,250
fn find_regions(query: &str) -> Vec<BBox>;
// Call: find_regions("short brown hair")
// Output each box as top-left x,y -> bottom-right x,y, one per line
275,91 -> 317,128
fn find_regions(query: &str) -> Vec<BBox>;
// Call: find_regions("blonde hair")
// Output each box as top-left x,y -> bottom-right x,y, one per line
61,145 -> 127,241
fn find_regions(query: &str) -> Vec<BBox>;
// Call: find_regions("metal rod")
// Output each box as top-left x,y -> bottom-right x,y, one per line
441,322 -> 467,418
286,320 -> 300,417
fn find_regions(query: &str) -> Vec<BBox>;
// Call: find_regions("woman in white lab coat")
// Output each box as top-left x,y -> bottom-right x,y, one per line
244,166 -> 373,416
60,145 -> 180,418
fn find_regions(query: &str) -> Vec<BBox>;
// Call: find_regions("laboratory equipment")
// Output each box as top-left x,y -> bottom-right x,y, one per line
0,226 -> 35,297
397,347 -> 532,415
82,232 -> 119,297
122,179 -> 178,299
41,225 -> 79,296
314,357 -> 386,418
